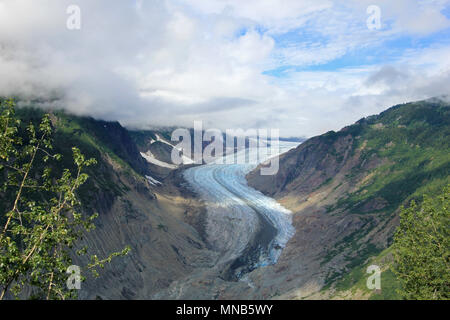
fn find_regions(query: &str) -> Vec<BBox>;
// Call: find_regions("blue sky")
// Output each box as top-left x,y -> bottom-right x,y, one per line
263,1 -> 450,75
264,27 -> 450,76
1,0 -> 450,137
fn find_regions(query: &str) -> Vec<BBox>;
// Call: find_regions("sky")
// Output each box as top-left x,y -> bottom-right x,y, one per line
0,0 -> 449,137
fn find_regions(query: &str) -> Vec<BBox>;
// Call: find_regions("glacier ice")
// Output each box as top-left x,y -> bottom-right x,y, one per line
183,141 -> 299,274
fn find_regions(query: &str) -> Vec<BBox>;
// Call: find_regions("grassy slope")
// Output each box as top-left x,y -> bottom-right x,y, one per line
12,107 -> 147,214
322,99 -> 450,299
334,100 -> 449,213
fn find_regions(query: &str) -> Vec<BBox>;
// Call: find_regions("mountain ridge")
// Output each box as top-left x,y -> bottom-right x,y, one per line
246,98 -> 450,299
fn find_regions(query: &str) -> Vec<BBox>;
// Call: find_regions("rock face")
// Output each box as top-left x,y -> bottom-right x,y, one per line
247,133 -> 356,197
75,167 -> 217,300
244,99 -> 449,298
79,118 -> 150,176
9,108 -> 218,300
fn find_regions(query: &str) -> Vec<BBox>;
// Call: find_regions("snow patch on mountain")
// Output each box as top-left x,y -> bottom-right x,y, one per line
140,151 -> 178,169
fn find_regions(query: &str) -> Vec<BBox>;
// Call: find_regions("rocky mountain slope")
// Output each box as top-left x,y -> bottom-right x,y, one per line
5,98 -> 448,300
6,106 -> 217,300
246,98 -> 450,299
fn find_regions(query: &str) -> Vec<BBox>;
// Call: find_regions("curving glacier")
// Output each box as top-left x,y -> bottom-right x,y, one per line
183,141 -> 299,278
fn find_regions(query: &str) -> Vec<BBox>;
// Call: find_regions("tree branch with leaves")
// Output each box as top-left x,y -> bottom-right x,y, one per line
393,185 -> 450,300
0,99 -> 130,300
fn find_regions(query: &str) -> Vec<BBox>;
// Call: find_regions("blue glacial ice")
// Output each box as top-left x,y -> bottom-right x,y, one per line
183,140 -> 299,274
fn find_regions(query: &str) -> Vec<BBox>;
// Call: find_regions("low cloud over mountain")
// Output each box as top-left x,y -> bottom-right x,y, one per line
1,0 -> 450,137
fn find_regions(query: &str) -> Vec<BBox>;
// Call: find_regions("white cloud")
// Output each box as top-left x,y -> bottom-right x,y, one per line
0,0 -> 449,137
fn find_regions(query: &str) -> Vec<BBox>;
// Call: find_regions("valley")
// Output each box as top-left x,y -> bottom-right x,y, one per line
181,142 -> 298,278
2,0 -> 450,303
1,98 -> 448,300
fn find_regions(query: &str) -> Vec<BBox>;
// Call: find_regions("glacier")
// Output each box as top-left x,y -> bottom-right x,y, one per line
183,140 -> 299,277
